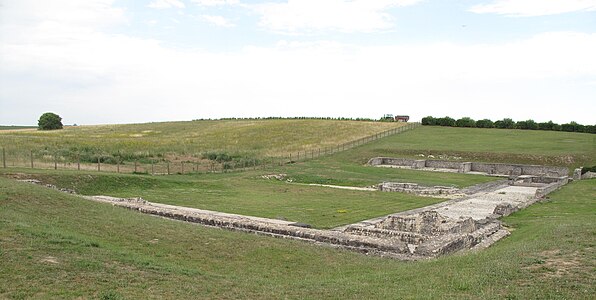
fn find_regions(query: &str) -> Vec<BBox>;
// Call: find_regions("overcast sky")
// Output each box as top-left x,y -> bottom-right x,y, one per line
1,0 -> 595,125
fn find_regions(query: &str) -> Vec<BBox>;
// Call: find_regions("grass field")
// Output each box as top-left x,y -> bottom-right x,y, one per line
1,120 -> 595,298
1,177 -> 593,299
321,126 -> 595,169
0,119 -> 406,163
1,168 -> 469,229
0,126 -> 37,131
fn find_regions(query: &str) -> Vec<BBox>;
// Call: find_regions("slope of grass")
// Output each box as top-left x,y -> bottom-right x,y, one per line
2,169 -> 447,229
315,126 -> 595,169
0,119 -> 406,160
1,177 -> 594,299
0,126 -> 37,131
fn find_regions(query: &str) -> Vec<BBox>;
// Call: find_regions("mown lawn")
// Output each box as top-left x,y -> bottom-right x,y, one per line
0,177 -> 593,299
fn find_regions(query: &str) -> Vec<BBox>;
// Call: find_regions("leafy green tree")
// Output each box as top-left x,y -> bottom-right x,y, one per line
455,117 -> 476,128
475,119 -> 494,128
495,118 -> 515,129
561,121 -> 583,132
38,112 -> 63,130
538,121 -> 558,131
421,116 -> 437,126
437,116 -> 456,127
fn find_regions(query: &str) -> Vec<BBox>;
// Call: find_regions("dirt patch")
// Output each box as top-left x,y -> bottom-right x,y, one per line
40,256 -> 59,264
524,250 -> 583,278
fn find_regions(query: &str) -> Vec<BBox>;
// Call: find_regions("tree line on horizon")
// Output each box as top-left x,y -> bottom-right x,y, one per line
421,116 -> 595,134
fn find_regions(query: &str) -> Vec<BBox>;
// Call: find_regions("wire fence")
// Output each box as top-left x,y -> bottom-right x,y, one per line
1,123 -> 420,175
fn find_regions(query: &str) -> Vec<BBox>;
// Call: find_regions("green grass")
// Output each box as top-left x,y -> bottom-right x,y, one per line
318,126 -> 595,169
0,126 -> 36,131
1,177 -> 594,299
1,168 -> 446,229
0,119 -> 406,162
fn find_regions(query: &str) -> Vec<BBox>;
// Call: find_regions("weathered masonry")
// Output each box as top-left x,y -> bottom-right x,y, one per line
368,157 -> 569,177
16,160 -> 572,260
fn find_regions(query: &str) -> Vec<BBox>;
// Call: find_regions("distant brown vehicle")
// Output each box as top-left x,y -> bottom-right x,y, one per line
382,114 -> 410,122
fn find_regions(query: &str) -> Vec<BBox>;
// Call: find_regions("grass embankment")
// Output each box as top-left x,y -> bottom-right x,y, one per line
0,126 -> 37,131
0,119 -> 405,163
1,169 -> 447,229
274,126 -> 594,187
1,177 -> 593,299
313,126 -> 595,169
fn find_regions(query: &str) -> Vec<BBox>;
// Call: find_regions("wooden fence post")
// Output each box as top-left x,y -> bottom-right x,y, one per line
98,157 -> 101,172
167,162 -> 170,175
54,153 -> 57,170
134,161 -> 138,173
2,148 -> 5,168
151,161 -> 154,175
30,150 -> 33,168
181,162 -> 184,174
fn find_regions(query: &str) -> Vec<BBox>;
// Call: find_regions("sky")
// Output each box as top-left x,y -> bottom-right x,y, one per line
1,0 -> 595,125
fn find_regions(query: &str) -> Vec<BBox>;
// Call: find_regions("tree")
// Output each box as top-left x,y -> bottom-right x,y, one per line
38,112 -> 63,130
421,116 -> 437,126
476,119 -> 494,128
561,121 -> 582,132
436,116 -> 456,127
455,117 -> 476,128
495,118 -> 515,129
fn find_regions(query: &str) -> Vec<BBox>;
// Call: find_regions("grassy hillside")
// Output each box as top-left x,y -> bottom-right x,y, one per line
0,119 -> 406,162
1,177 -> 593,299
1,169 -> 463,229
320,126 -> 595,169
0,126 -> 37,131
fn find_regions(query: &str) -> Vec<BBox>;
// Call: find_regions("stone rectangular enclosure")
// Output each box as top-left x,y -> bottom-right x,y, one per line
368,157 -> 569,177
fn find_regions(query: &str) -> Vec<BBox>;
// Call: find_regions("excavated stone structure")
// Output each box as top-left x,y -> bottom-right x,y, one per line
15,158 -> 571,260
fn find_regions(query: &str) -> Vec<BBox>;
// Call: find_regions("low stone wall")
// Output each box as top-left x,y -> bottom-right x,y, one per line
378,182 -> 461,196
368,157 -> 416,167
369,157 -> 569,177
424,160 -> 461,169
470,162 -> 568,177
535,178 -> 568,198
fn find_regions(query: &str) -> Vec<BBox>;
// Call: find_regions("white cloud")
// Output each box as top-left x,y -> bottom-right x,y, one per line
192,0 -> 239,6
254,0 -> 423,33
148,0 -> 186,9
2,0 -> 596,125
201,15 -> 235,27
470,0 -> 596,17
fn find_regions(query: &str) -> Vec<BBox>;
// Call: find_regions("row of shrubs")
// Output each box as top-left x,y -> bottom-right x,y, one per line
38,147 -> 162,164
421,116 -> 595,134
194,117 -> 379,122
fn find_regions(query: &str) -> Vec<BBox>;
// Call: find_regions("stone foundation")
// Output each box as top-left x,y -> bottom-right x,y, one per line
369,157 -> 569,177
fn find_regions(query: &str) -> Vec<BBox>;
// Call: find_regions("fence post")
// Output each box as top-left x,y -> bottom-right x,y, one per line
134,161 -> 138,173
297,151 -> 300,161
98,157 -> 101,172
167,162 -> 170,175
289,153 -> 292,161
54,153 -> 57,170
151,161 -> 154,175
30,150 -> 33,168
77,154 -> 80,171
181,162 -> 184,174
2,148 -> 5,168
